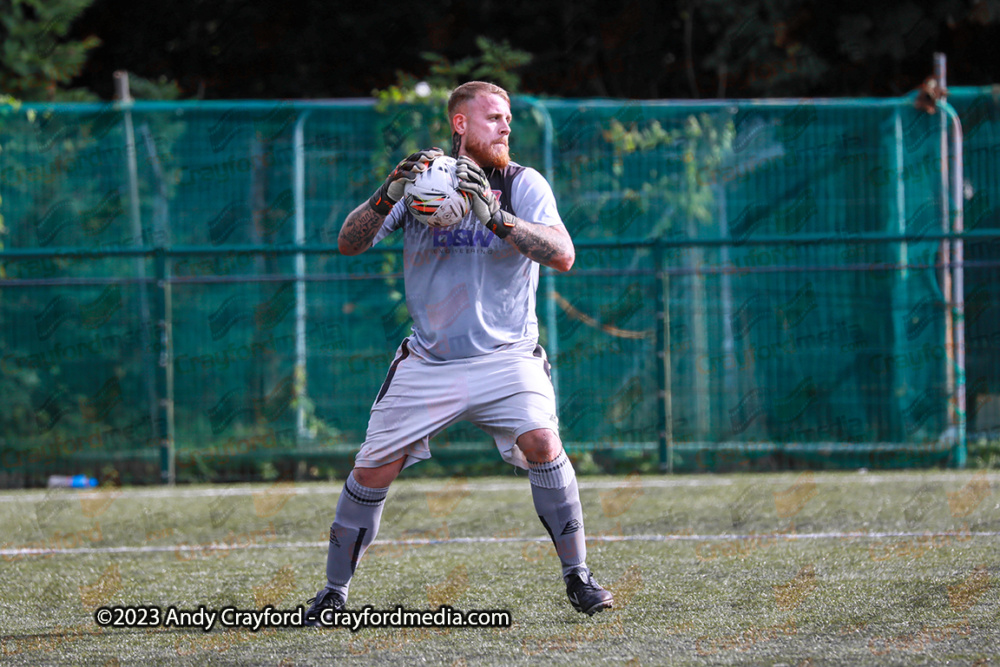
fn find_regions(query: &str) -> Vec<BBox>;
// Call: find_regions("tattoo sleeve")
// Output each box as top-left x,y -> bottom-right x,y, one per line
504,220 -> 575,271
338,202 -> 387,255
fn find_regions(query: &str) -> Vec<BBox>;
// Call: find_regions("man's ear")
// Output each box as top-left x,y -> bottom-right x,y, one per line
452,112 -> 467,136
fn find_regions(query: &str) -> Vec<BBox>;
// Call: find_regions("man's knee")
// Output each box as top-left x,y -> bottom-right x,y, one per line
353,455 -> 406,488
517,428 -> 563,463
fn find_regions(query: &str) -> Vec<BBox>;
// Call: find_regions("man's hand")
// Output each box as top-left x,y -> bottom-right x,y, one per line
368,148 -> 443,215
455,156 -> 516,238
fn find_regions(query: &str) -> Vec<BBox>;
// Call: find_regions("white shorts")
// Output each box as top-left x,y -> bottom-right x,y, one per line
355,338 -> 559,471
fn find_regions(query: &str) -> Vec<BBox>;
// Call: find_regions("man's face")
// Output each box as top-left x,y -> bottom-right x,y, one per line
457,93 -> 511,170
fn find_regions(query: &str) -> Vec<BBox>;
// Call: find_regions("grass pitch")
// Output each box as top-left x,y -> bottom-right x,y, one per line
1,470 -> 998,665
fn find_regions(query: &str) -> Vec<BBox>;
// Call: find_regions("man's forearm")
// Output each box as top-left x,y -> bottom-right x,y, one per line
503,220 -> 575,272
338,202 -> 386,255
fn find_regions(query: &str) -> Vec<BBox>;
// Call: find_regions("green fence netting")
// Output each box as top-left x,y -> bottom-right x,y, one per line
1,89 -> 997,485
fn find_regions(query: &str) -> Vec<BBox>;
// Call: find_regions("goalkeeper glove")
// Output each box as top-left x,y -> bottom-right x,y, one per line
368,147 -> 444,215
455,156 -> 516,239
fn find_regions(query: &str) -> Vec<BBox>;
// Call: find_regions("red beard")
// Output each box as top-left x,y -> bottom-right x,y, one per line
464,134 -> 510,170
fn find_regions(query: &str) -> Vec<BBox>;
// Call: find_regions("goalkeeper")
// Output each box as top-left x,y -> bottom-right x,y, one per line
305,81 -> 613,622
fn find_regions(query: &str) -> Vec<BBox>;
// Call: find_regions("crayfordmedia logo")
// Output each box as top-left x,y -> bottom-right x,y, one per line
775,104 -> 817,143
905,200 -> 940,241
380,109 -> 422,153
774,471 -> 818,519
901,389 -> 940,436
947,564 -> 990,612
208,202 -> 251,245
83,191 -> 125,237
899,485 -> 938,525
208,282 -> 295,340
904,295 -> 941,341
775,282 -> 817,331
729,482 -> 772,528
81,377 -> 124,424
902,111 -> 937,152
599,194 -> 646,237
772,377 -> 819,425
555,108 -> 594,152
773,188 -> 817,234
731,294 -> 767,341
34,285 -> 123,341
208,495 -> 238,529
253,565 -> 297,608
79,564 -> 121,610
33,112 -> 73,153
606,374 -> 645,426
426,284 -> 471,330
205,373 -> 294,435
962,95 -> 996,139
729,388 -> 768,435
208,189 -> 294,245
207,103 -> 296,153
600,282 -> 645,327
34,200 -> 76,246
729,187 -> 816,245
732,113 -> 769,154
729,203 -> 771,244
381,298 -> 412,342
33,190 -> 127,246
947,471 -> 992,519
774,564 -> 817,611
33,104 -> 121,153
426,565 -> 468,608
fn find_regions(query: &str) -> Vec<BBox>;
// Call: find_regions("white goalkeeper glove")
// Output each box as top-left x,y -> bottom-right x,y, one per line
368,147 -> 444,215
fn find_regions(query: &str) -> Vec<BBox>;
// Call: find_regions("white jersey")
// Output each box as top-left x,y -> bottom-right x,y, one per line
371,162 -> 563,361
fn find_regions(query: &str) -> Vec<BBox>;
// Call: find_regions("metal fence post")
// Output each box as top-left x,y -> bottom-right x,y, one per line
940,99 -> 967,468
655,241 -> 672,473
293,110 -> 313,445
155,246 -> 175,484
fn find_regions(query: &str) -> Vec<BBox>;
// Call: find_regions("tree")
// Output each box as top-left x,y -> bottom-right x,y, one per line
0,0 -> 107,482
0,0 -> 101,101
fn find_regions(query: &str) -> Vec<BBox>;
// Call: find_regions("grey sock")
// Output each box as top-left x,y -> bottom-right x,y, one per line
527,451 -> 588,581
325,470 -> 389,599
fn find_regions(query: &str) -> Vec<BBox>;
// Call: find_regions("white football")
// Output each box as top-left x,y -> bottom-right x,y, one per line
403,155 -> 469,228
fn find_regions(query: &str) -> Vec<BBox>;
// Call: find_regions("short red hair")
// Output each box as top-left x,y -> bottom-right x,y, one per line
447,81 -> 510,127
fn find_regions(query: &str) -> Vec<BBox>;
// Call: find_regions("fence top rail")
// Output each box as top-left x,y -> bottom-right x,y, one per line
0,231 -> 997,260
2,99 -> 378,113
6,86 -> 991,114
537,95 -> 920,110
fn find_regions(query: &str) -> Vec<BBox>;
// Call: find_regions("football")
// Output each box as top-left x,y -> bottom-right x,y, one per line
403,155 -> 469,227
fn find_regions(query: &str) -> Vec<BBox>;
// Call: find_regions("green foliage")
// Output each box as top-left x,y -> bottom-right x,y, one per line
602,112 -> 735,238
374,37 -> 532,114
968,436 -> 1000,469
0,96 -> 16,252
124,72 -> 183,101
421,37 -> 532,95
694,0 -> 829,97
0,0 -> 101,101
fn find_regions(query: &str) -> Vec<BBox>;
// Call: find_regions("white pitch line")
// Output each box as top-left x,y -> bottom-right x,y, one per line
1,471 -> 997,503
0,478 -> 726,503
2,529 -> 998,558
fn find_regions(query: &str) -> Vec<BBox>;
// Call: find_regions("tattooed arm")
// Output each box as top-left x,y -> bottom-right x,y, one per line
454,157 -> 575,272
339,147 -> 444,255
337,202 -> 387,256
502,220 -> 575,272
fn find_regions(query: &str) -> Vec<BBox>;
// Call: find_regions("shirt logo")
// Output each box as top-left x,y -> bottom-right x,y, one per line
432,228 -> 496,248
